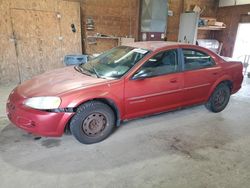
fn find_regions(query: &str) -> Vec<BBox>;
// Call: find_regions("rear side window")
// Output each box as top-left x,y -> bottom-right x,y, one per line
183,49 -> 215,71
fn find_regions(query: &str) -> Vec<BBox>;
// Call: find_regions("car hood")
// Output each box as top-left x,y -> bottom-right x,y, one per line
17,66 -> 108,97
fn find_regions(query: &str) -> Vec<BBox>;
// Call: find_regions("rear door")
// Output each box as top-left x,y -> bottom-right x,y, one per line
181,48 -> 221,106
124,49 -> 183,119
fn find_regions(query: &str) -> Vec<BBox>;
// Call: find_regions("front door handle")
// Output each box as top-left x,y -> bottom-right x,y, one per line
170,78 -> 177,83
212,72 -> 219,75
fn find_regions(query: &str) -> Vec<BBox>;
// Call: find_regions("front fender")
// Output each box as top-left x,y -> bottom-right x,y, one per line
66,90 -> 111,108
60,89 -> 124,123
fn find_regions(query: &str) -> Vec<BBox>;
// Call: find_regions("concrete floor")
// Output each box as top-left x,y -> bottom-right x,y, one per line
0,78 -> 250,188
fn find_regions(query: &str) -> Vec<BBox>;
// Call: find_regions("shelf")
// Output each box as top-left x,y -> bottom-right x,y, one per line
198,26 -> 226,31
87,36 -> 119,40
87,42 -> 97,45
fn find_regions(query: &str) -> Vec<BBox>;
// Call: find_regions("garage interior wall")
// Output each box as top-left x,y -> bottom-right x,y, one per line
0,0 -> 82,84
1,0 -> 249,85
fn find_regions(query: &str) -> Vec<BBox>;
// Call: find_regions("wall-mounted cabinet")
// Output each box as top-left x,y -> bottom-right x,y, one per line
237,0 -> 250,5
178,13 -> 225,45
219,0 -> 236,7
219,0 -> 250,7
178,12 -> 199,44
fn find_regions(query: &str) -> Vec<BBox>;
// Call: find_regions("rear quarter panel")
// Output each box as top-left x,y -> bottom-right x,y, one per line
220,60 -> 243,93
207,57 -> 243,98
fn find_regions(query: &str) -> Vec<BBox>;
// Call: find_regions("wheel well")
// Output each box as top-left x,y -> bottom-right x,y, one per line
93,98 -> 121,126
220,80 -> 233,92
64,98 -> 121,134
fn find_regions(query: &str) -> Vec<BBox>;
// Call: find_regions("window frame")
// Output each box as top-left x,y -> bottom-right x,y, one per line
131,48 -> 183,79
180,48 -> 216,72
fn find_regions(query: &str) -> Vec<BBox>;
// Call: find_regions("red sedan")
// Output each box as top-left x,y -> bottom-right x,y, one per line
6,42 -> 243,144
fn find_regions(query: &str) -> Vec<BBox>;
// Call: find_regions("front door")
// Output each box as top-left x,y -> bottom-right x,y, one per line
124,49 -> 183,119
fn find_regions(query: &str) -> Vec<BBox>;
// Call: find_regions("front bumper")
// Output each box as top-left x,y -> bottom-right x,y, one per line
6,89 -> 74,137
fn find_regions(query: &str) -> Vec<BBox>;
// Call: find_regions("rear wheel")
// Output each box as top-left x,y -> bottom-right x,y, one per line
205,83 -> 230,113
70,101 -> 115,144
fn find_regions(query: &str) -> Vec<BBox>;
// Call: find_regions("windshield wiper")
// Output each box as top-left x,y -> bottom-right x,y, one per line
88,62 -> 102,78
92,67 -> 101,78
74,65 -> 92,76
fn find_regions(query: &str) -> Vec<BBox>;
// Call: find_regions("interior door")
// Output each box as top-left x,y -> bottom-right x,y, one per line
181,48 -> 221,106
11,9 -> 62,82
10,1 -> 82,82
124,49 -> 183,119
58,1 -> 82,56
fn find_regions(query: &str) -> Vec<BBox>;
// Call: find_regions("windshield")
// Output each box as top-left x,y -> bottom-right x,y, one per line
78,46 -> 150,79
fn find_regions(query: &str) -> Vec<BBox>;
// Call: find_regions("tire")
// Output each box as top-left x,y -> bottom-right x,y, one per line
70,101 -> 115,144
205,83 -> 231,113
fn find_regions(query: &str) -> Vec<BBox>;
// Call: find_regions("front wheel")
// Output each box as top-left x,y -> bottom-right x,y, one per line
70,101 -> 115,144
205,83 -> 230,113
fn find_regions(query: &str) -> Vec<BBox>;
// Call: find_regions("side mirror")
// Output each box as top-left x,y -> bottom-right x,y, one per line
132,69 -> 153,80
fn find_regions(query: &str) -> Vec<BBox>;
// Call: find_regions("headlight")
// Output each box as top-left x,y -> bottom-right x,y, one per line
24,97 -> 61,110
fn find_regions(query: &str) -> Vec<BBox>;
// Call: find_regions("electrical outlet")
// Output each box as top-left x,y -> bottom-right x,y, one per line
168,10 -> 173,16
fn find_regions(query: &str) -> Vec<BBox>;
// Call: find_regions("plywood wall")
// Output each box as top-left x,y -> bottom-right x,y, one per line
0,0 -> 20,84
0,0 -> 82,84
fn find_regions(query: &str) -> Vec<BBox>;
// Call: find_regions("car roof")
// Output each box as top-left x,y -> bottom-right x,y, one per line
125,41 -> 184,51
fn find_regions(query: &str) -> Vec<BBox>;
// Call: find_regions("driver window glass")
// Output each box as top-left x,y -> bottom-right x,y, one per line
137,49 -> 179,77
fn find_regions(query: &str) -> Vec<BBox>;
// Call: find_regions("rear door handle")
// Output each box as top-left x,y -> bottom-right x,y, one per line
170,78 -> 177,83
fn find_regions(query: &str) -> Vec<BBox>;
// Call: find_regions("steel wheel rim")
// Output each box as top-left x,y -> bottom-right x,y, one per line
214,89 -> 227,108
82,113 -> 107,137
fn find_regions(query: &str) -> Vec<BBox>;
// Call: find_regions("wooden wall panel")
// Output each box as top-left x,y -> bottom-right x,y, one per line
0,0 -> 20,84
82,0 -> 139,54
215,4 -> 250,57
166,0 -> 183,41
0,0 -> 12,35
0,38 -> 20,84
184,0 -> 218,17
86,39 -> 118,54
